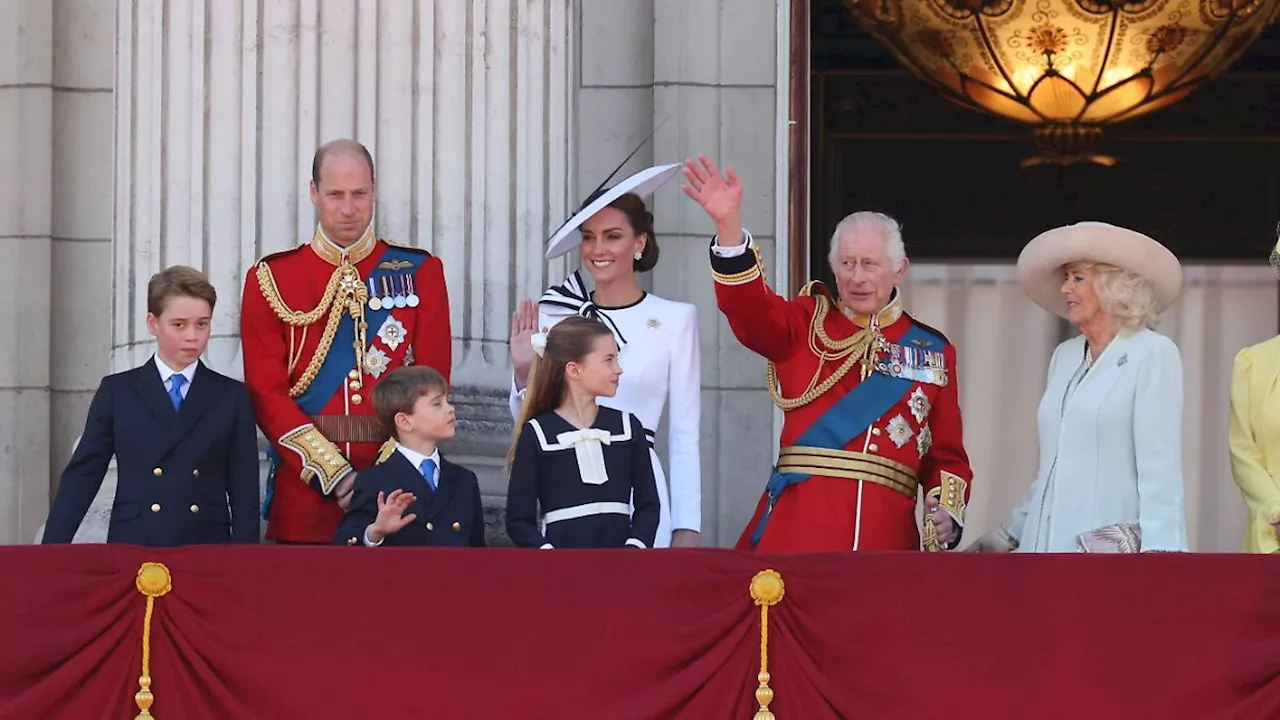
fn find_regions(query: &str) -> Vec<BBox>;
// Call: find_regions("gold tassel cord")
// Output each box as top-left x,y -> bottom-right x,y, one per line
749,569 -> 785,720
134,563 -> 172,720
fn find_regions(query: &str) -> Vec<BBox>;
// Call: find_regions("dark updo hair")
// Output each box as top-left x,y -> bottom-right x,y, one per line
606,192 -> 660,273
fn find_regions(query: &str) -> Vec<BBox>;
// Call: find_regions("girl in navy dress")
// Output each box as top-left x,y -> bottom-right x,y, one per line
505,316 -> 660,549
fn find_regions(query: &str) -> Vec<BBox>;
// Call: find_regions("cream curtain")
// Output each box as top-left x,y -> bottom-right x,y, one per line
900,262 -> 1277,553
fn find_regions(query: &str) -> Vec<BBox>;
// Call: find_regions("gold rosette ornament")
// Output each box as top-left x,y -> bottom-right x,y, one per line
749,569 -> 785,719
133,562 -> 172,719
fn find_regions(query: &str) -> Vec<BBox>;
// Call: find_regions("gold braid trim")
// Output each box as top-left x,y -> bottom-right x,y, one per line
767,294 -> 885,410
279,424 -> 353,495
255,259 -> 369,398
712,244 -> 766,286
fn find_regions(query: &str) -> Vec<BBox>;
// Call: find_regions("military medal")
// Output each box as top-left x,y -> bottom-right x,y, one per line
393,275 -> 408,308
379,277 -> 394,309
367,279 -> 382,311
405,276 -> 420,307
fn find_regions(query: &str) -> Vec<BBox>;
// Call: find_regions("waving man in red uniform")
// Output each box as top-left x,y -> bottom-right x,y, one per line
682,156 -> 972,552
241,139 -> 452,544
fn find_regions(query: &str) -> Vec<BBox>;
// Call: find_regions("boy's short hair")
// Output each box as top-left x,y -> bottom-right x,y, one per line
147,266 -> 218,317
373,366 -> 449,437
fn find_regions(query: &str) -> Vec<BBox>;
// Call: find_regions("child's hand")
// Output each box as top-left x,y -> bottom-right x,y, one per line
366,489 -> 418,544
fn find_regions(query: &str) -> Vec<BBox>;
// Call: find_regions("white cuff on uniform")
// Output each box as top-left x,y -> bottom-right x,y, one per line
710,230 -> 753,257
539,543 -> 554,549
363,527 -> 384,547
624,538 -> 647,549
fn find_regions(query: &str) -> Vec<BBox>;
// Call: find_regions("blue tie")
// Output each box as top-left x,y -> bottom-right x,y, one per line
168,374 -> 186,411
420,458 -> 437,491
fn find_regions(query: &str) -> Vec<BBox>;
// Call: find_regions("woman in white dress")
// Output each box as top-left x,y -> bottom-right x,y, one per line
508,164 -> 701,548
968,222 -> 1189,553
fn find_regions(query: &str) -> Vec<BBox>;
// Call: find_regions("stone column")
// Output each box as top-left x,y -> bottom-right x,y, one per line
46,0 -> 117,539
648,2 -> 787,547
0,1 -> 54,544
108,0 -> 575,539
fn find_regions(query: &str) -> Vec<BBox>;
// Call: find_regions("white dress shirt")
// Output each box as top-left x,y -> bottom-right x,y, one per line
154,356 -> 198,399
363,444 -> 441,546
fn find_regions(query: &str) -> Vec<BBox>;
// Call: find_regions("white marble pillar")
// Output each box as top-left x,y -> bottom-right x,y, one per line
114,0 -> 573,377
108,0 -> 575,525
0,1 -> 54,544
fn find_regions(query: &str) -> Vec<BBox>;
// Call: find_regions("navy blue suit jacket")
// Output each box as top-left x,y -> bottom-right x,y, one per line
42,357 -> 261,546
332,451 -> 486,548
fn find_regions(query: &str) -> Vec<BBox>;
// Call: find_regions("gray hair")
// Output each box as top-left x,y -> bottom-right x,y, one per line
828,211 -> 907,272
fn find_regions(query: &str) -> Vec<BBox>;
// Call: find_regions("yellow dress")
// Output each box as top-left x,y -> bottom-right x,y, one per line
1228,335 -> 1280,553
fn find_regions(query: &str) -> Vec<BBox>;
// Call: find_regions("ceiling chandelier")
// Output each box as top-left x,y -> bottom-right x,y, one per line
843,0 -> 1280,166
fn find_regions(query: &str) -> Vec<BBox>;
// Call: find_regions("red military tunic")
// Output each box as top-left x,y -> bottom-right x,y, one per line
710,234 -> 973,552
240,227 -> 451,543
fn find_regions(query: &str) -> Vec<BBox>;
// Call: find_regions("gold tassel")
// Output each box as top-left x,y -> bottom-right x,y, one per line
749,569 -> 785,720
923,514 -> 940,552
133,563 -> 172,719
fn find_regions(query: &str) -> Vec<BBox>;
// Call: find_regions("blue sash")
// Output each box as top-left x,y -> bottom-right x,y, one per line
749,322 -> 943,545
262,245 -> 426,519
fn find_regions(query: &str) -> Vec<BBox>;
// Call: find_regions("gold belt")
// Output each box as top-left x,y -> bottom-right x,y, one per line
310,414 -> 390,444
776,446 -> 918,499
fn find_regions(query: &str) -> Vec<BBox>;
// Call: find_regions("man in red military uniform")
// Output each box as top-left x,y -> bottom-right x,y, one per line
241,139 -> 452,543
682,155 -> 972,552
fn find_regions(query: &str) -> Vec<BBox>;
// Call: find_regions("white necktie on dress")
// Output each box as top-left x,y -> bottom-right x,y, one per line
555,428 -> 612,485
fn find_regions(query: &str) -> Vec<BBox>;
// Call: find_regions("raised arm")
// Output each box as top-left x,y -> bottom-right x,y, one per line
1133,335 -> 1189,552
683,155 -> 807,361
1228,346 -> 1280,553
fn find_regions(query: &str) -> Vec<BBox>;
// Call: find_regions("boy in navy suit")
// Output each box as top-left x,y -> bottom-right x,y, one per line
42,266 -> 261,546
333,366 -> 485,547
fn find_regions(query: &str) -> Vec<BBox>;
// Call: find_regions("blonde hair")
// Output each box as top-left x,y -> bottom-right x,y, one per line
1085,262 -> 1160,330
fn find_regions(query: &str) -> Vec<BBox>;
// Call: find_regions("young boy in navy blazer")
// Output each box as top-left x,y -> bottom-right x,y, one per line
333,366 -> 485,547
42,266 -> 261,546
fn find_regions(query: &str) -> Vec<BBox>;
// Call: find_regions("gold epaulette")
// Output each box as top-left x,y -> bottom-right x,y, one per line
375,438 -> 399,464
798,280 -> 821,298
711,243 -> 765,286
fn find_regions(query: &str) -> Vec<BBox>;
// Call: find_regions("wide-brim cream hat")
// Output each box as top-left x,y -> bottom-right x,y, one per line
1016,221 -> 1183,319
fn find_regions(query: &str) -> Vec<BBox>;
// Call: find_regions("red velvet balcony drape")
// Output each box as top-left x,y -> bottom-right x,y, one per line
1,546 -> 1277,719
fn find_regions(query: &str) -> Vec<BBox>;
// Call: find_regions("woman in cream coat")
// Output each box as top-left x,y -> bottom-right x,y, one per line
970,222 -> 1189,553
1227,236 -> 1280,553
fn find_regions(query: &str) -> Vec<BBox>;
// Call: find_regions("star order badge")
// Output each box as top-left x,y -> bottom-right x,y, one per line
376,317 -> 407,351
886,414 -> 914,449
364,346 -> 390,378
909,386 -> 931,425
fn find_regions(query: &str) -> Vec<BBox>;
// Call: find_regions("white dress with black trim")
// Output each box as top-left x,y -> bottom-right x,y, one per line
509,271 -> 702,547
506,407 -> 661,549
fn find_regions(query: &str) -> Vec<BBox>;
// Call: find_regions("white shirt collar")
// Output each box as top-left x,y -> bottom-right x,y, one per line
154,355 -> 198,387
395,444 -> 441,477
